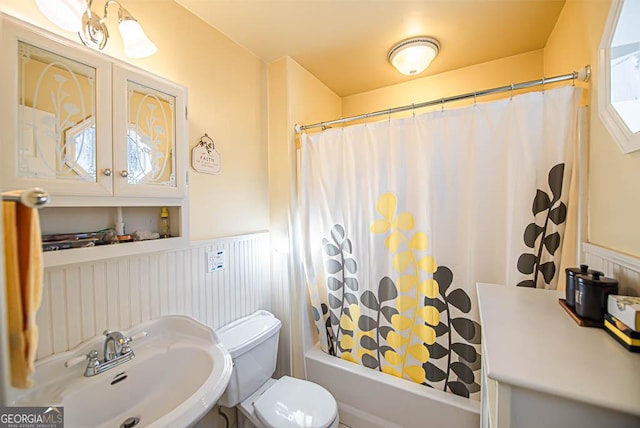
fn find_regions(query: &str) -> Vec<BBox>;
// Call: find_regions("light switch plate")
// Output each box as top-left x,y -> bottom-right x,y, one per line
206,250 -> 224,273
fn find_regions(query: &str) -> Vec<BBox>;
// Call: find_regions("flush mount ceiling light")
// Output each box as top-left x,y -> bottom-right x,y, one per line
36,0 -> 157,59
388,37 -> 440,76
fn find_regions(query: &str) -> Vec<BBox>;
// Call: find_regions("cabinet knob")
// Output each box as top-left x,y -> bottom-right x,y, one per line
103,168 -> 112,176
120,170 -> 129,178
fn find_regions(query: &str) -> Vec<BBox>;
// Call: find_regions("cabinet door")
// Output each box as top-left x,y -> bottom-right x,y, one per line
0,16 -> 112,196
112,64 -> 187,198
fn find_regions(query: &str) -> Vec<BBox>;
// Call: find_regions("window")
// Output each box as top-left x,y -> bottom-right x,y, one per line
126,127 -> 153,184
599,0 -> 640,153
65,117 -> 97,180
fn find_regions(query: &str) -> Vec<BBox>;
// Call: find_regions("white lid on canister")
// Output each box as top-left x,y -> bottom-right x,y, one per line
253,376 -> 338,428
217,310 -> 281,358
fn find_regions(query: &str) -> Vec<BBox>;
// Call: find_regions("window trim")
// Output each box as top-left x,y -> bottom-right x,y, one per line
598,0 -> 640,154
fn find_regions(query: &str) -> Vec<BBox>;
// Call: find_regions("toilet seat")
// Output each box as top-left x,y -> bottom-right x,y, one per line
253,376 -> 338,428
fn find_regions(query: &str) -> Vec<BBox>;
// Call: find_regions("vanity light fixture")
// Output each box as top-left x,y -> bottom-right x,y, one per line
35,0 -> 86,32
388,36 -> 440,76
36,0 -> 157,59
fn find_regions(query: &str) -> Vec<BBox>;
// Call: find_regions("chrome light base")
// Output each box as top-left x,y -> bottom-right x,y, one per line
79,10 -> 108,51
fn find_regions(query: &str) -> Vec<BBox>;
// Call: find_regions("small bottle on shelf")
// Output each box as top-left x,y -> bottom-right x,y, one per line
160,207 -> 170,238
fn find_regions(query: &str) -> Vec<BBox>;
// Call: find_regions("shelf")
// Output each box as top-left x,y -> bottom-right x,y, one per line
38,205 -> 189,268
43,236 -> 187,268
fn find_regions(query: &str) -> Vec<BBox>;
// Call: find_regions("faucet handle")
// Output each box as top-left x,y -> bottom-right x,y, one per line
65,350 -> 99,368
120,331 -> 146,355
129,331 -> 148,342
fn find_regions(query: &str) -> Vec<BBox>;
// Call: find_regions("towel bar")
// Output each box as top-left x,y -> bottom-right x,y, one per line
2,188 -> 49,208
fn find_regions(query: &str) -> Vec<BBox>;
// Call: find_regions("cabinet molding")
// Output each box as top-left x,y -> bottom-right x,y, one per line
112,63 -> 187,199
1,13 -> 188,204
1,13 -> 191,265
1,15 -> 113,196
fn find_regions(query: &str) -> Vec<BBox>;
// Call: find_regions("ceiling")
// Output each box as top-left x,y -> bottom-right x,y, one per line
175,0 -> 566,97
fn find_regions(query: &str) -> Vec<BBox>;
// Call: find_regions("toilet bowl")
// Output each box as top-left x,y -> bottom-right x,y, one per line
217,311 -> 339,428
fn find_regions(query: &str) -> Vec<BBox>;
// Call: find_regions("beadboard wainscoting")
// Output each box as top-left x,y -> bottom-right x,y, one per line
36,232 -> 272,360
583,243 -> 640,296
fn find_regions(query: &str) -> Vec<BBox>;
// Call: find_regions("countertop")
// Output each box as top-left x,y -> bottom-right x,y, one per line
477,283 -> 640,417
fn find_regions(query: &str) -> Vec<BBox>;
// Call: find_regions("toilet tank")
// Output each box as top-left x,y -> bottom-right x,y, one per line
217,310 -> 281,408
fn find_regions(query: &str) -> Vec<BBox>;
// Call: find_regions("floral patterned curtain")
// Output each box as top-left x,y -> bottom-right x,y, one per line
297,86 -> 580,400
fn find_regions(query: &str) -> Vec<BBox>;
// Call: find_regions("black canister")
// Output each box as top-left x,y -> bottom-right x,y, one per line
574,271 -> 619,322
565,264 -> 594,307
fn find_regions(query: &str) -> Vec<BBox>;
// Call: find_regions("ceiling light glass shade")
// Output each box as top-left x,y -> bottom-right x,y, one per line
35,0 -> 86,32
119,19 -> 157,58
388,37 -> 440,76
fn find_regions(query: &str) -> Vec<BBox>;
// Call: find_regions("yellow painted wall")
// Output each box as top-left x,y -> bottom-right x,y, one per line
343,50 -> 544,117
268,57 -> 341,250
267,57 -> 341,378
5,0 -> 636,256
1,0 -> 269,240
545,0 -> 640,257
287,58 -> 343,131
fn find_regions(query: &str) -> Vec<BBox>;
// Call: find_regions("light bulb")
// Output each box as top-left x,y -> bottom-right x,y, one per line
119,19 -> 157,58
35,0 -> 86,32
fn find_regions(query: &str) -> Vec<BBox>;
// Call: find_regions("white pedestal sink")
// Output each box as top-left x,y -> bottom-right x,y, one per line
12,316 -> 233,428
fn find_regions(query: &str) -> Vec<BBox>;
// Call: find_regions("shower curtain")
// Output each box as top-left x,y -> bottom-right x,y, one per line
297,86 -> 580,399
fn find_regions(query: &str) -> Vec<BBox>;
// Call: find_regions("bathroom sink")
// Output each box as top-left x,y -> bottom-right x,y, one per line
13,316 -> 233,428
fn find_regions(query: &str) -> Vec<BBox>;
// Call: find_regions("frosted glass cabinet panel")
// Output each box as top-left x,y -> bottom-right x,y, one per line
1,16 -> 112,196
19,42 -> 96,181
1,15 -> 187,202
1,14 -> 190,265
113,64 -> 186,198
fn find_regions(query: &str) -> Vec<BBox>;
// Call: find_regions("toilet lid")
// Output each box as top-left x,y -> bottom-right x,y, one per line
254,376 -> 337,428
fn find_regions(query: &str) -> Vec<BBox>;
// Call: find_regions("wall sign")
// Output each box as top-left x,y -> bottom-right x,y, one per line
192,133 -> 221,174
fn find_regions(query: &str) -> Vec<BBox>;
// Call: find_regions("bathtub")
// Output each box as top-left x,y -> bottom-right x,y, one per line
305,345 -> 480,428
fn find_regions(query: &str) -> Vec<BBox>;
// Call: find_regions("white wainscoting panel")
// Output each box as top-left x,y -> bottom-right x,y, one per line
583,243 -> 640,297
36,232 -> 271,360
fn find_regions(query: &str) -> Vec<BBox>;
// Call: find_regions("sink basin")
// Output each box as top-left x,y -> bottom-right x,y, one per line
13,316 -> 233,428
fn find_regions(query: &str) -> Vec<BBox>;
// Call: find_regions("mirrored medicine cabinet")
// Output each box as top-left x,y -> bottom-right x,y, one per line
0,14 -> 190,266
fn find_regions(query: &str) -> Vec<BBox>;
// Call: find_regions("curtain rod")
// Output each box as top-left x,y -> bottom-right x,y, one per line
295,65 -> 591,133
2,188 -> 49,208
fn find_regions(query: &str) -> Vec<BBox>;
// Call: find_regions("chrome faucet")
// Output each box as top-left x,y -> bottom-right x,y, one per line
65,330 -> 146,377
103,330 -> 130,361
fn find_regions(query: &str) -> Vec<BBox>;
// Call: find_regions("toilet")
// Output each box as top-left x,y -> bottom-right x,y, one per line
217,310 -> 339,428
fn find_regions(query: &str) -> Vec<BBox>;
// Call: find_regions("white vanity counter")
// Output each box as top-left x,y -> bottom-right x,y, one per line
477,283 -> 640,428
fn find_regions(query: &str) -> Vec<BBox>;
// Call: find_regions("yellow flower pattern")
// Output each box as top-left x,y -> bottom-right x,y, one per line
318,193 -> 482,398
369,192 -> 440,384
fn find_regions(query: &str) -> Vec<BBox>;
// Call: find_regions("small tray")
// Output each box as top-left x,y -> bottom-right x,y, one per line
559,298 -> 603,328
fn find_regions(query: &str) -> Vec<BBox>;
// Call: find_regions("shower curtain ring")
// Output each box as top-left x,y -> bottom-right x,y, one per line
541,77 -> 545,93
510,83 -> 514,101
441,98 -> 444,112
474,91 -> 477,106
572,71 -> 576,87
412,103 -> 415,117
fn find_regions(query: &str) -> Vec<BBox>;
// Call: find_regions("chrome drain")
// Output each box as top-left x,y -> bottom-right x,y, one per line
120,416 -> 140,428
